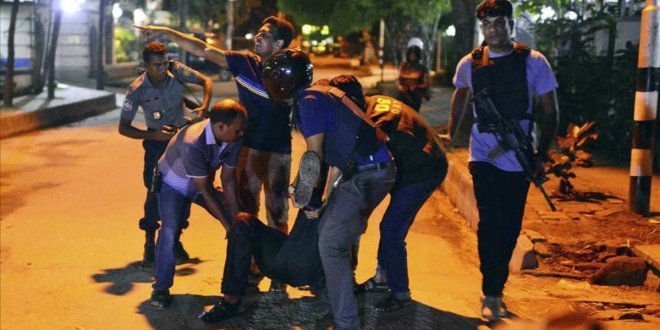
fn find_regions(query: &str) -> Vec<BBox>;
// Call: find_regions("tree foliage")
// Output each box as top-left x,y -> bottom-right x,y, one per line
279,0 -> 449,35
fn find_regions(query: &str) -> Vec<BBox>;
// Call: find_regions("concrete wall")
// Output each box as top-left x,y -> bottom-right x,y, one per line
1,1 -> 101,86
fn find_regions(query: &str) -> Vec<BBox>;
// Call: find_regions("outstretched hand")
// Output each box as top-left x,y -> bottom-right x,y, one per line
134,25 -> 166,40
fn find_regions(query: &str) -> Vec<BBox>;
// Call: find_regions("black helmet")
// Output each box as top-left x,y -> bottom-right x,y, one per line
262,49 -> 313,102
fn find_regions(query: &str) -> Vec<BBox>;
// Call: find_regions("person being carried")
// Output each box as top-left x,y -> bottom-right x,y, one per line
149,99 -> 246,309
118,41 -> 212,265
448,0 -> 559,321
328,75 -> 448,313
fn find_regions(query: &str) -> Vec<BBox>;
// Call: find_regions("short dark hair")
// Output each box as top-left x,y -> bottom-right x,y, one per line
476,0 -> 514,20
143,41 -> 168,63
209,99 -> 247,125
263,16 -> 294,48
330,75 -> 366,110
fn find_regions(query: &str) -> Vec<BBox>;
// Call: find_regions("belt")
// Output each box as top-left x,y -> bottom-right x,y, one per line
354,160 -> 394,173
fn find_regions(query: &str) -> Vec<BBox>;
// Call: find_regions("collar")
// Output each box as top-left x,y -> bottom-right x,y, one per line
204,121 -> 216,145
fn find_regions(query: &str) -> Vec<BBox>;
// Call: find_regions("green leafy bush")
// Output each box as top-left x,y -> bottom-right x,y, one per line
114,26 -> 138,63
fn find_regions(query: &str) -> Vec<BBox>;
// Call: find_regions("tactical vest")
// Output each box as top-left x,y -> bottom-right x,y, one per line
471,43 -> 531,124
303,86 -> 386,172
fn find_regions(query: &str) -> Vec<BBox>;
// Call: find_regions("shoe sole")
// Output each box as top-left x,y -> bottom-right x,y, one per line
293,151 -> 321,207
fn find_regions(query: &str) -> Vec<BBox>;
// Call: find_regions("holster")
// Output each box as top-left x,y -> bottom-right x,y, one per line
150,169 -> 162,193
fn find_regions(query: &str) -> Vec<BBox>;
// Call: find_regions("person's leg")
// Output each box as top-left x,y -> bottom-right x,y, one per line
263,152 -> 291,233
201,213 -> 287,323
140,140 -> 168,263
219,213 -> 287,297
151,184 -> 190,307
469,162 -> 529,319
319,168 -> 395,329
378,179 -> 440,298
236,147 -> 265,216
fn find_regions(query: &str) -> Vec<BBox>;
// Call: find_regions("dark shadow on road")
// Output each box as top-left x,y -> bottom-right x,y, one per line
136,291 -> 484,330
91,258 -> 203,296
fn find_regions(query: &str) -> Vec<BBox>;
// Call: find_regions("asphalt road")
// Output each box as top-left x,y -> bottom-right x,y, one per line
2,62 -> 658,330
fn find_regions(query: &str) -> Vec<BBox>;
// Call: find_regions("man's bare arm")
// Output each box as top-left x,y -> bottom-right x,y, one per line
535,90 -> 559,177
136,25 -> 229,68
220,166 -> 240,220
193,175 -> 231,230
118,117 -> 173,141
448,87 -> 471,140
191,73 -> 214,117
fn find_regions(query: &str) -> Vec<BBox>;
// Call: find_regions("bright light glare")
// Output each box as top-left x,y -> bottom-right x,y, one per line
134,8 -> 146,25
302,24 -> 313,35
61,0 -> 84,13
540,7 -> 555,21
112,3 -> 123,19
245,33 -> 254,40
564,10 -> 578,20
445,25 -> 456,37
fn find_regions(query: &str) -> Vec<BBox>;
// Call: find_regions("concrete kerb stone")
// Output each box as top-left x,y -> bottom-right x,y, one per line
0,86 -> 116,139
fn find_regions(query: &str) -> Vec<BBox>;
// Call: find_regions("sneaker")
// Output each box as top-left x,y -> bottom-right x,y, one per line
293,151 -> 321,207
480,295 -> 509,321
198,298 -> 242,323
269,280 -> 287,293
174,240 -> 190,264
149,289 -> 172,309
373,294 -> 411,313
354,277 -> 389,295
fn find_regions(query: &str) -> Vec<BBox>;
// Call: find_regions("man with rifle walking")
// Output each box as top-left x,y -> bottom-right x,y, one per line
448,0 -> 559,322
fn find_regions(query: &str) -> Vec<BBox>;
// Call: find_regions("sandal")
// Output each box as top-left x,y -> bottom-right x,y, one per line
198,298 -> 242,323
373,294 -> 411,313
149,289 -> 172,309
354,277 -> 389,295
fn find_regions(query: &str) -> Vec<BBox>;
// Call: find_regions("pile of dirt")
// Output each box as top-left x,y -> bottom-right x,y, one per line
524,198 -> 659,287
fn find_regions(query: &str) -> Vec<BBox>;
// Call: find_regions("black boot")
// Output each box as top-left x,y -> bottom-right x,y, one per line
174,228 -> 190,264
174,240 -> 190,264
143,231 -> 156,264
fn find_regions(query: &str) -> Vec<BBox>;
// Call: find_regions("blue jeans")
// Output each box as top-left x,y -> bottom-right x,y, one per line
377,175 -> 444,298
318,166 -> 396,330
153,183 -> 230,291
469,161 -> 530,297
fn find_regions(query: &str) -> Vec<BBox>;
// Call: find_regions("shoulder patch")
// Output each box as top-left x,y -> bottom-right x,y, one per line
122,99 -> 133,111
128,75 -> 145,92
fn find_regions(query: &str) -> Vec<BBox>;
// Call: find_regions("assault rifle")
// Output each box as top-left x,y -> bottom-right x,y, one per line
472,88 -> 557,211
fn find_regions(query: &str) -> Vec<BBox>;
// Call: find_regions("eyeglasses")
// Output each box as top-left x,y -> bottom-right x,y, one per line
480,18 -> 509,31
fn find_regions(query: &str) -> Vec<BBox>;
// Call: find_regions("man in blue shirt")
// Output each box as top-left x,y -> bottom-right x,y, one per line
149,99 -> 246,309
263,50 -> 396,330
137,17 -> 295,238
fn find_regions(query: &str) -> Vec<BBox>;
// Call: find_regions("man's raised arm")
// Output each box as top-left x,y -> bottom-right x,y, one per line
136,25 -> 228,68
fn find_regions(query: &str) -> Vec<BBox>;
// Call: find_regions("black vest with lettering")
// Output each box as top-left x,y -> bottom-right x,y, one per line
299,86 -> 385,172
471,43 -> 531,123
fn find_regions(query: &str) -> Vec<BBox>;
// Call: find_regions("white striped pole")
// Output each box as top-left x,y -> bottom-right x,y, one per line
630,0 -> 659,216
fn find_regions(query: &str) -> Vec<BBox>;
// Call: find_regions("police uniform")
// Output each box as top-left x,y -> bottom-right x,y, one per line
121,61 -> 205,234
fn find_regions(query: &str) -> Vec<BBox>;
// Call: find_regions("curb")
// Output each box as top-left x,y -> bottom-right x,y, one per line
0,87 -> 116,139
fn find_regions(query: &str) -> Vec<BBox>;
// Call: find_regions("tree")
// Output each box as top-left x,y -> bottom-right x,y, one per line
449,0 -> 477,70
2,0 -> 20,107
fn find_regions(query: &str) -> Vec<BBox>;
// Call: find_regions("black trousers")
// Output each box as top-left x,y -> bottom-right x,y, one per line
469,161 -> 530,297
221,216 -> 287,297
